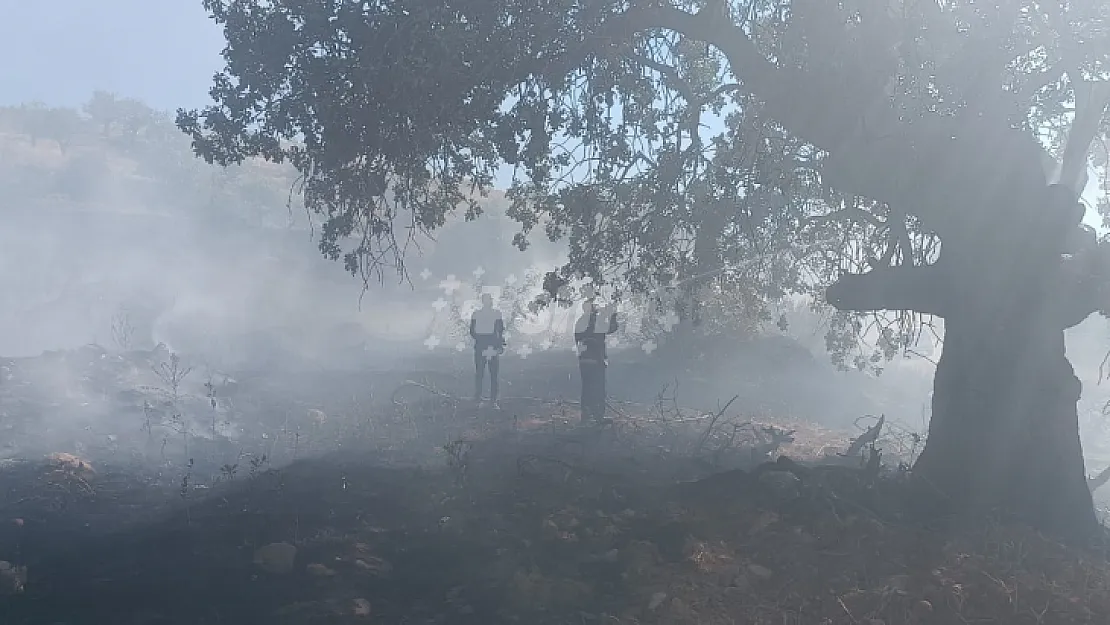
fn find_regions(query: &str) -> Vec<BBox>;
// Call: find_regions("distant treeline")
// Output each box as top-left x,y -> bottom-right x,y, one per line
0,92 -> 298,230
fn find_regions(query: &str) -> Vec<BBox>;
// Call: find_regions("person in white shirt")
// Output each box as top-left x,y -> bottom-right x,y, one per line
469,293 -> 505,406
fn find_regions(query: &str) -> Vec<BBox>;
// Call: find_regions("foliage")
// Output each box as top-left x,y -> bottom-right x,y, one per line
83,91 -> 159,141
15,103 -> 85,153
184,0 -> 1110,369
178,0 -> 568,282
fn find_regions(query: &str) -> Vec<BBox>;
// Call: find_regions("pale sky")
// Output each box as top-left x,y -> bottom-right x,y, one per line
0,1 -> 223,110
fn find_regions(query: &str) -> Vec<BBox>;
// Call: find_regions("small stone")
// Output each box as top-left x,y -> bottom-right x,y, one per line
307,563 -> 336,577
353,556 -> 393,576
254,542 -> 297,574
747,563 -> 773,579
353,598 -> 372,617
648,591 -> 668,610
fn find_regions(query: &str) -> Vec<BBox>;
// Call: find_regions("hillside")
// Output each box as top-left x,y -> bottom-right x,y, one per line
0,95 -> 561,358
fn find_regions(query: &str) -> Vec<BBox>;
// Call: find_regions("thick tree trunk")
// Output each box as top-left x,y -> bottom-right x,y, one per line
913,310 -> 1098,540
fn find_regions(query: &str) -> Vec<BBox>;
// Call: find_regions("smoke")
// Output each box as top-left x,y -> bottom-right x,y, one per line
0,141 -> 567,371
23,97 -> 1107,476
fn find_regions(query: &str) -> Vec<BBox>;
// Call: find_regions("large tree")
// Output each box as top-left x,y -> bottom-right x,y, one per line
179,0 -> 1110,539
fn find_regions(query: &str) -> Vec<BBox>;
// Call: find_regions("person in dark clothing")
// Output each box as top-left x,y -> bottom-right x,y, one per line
574,299 -> 618,423
470,293 -> 505,407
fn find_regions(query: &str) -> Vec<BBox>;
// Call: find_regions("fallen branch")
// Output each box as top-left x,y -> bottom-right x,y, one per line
694,394 -> 740,455
390,380 -> 458,406
840,415 -> 885,458
750,425 -> 797,462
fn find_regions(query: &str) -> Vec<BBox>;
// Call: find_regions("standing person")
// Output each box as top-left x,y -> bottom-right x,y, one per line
574,298 -> 618,423
470,293 -> 505,407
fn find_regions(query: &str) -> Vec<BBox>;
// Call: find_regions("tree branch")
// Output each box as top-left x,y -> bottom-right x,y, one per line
627,53 -> 697,104
625,52 -> 703,157
825,264 -> 949,317
708,83 -> 742,100
1056,73 -> 1110,198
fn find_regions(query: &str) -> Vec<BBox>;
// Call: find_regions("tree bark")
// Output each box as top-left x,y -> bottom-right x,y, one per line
913,309 -> 1098,541
825,264 -> 949,317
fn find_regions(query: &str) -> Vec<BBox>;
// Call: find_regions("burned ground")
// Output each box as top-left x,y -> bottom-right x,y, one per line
1,345 -> 1109,624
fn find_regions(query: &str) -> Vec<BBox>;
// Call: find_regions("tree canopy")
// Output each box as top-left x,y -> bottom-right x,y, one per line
180,0 -> 1110,347
181,0 -> 1110,539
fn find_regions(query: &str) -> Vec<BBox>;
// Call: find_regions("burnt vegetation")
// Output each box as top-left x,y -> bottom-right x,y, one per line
5,0 -> 1110,624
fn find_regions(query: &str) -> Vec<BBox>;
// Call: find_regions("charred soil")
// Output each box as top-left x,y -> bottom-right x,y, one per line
0,353 -> 1108,624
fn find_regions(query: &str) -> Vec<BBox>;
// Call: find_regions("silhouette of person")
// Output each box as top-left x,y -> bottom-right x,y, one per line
470,293 -> 505,407
574,298 -> 618,423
